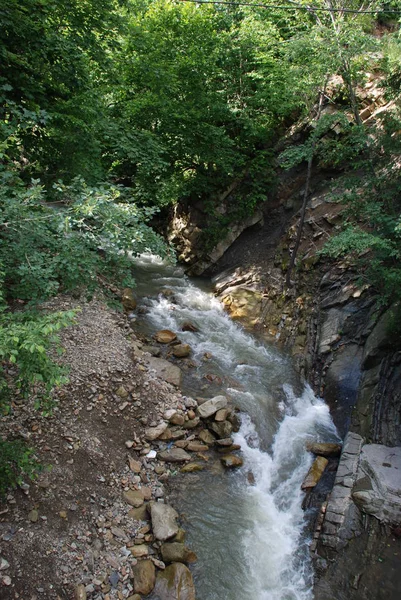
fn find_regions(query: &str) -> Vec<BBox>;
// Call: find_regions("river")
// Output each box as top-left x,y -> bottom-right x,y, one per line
132,253 -> 339,600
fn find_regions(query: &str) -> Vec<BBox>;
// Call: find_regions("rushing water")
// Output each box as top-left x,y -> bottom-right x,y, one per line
133,254 -> 339,600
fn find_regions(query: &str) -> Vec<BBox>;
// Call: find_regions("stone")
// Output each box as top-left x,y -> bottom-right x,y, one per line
124,490 -> 145,508
197,395 -> 227,419
116,385 -> 128,398
180,463 -> 204,473
130,544 -> 149,558
153,563 -> 195,600
301,456 -> 329,489
144,356 -> 182,387
155,330 -> 177,344
75,584 -> 87,600
128,504 -> 149,521
209,420 -> 233,439
122,288 -> 137,311
220,454 -> 243,468
183,417 -> 200,430
363,303 -> 400,368
172,344 -> 191,358
215,437 -> 233,446
161,543 -> 197,565
306,442 -> 342,457
319,308 -> 345,353
28,509 -> 39,523
158,449 -> 191,463
352,443 -> 401,524
127,596 -> 141,600
132,559 -> 156,596
128,458 -> 142,473
169,413 -> 185,426
145,422 -> 168,441
181,322 -> 199,333
150,503 -> 179,541
215,408 -> 229,422
198,429 -> 216,445
186,442 -> 209,452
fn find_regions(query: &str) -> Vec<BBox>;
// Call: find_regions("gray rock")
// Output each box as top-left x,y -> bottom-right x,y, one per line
150,503 -> 179,541
197,395 -> 227,419
145,422 -> 168,441
144,356 -> 182,387
352,443 -> 401,524
153,562 -> 195,600
158,449 -> 191,463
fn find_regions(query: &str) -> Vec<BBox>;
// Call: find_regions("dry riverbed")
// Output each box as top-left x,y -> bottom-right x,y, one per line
0,295 -> 242,599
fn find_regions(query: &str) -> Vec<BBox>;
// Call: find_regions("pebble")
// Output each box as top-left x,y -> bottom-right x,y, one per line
2,575 -> 12,586
0,558 -> 10,570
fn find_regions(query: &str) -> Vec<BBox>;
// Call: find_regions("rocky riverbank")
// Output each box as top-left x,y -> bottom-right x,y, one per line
0,295 -> 243,599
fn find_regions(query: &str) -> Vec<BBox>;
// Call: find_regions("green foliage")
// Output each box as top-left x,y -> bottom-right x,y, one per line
0,439 -> 42,498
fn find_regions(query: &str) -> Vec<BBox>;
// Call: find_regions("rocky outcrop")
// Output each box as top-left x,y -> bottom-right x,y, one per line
168,196 -> 263,276
353,444 -> 401,524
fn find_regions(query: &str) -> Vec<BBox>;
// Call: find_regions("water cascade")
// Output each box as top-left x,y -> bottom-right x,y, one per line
133,254 -> 339,600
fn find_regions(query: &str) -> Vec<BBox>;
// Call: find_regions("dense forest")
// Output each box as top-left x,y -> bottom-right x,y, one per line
0,0 -> 400,489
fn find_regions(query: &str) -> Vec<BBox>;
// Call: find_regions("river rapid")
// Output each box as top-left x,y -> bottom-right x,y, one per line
133,254 -> 339,600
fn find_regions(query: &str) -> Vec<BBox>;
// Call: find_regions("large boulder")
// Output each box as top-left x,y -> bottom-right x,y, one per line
132,560 -> 156,596
161,542 -> 197,564
144,356 -> 182,387
150,503 -> 179,541
172,344 -> 191,358
153,563 -> 196,600
209,420 -> 233,439
197,396 -> 227,419
352,444 -> 401,524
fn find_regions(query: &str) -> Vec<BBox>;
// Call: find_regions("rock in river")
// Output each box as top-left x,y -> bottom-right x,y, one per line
172,344 -> 191,358
221,454 -> 243,468
161,542 -> 197,564
197,395 -> 228,419
301,456 -> 328,489
154,563 -> 195,600
306,442 -> 342,457
150,503 -> 179,541
155,330 -> 177,344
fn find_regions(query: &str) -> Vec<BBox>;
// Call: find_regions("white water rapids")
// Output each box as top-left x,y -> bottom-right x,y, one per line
133,254 -> 339,600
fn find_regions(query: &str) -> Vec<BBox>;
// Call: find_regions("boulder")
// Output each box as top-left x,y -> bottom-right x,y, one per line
130,544 -> 149,558
132,560 -> 156,596
209,420 -> 233,439
150,503 -> 179,541
169,413 -> 185,426
306,442 -> 342,457
161,543 -> 197,564
145,422 -> 168,441
153,563 -> 196,600
352,444 -> 401,524
198,429 -> 216,445
155,330 -> 177,344
301,456 -> 328,490
128,504 -> 149,521
144,356 -> 182,387
180,463 -> 204,473
124,489 -> 145,508
186,442 -> 209,452
158,449 -> 191,463
215,408 -> 229,422
183,417 -> 200,429
197,395 -> 228,419
122,288 -> 137,311
172,344 -> 191,358
221,454 -> 243,468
